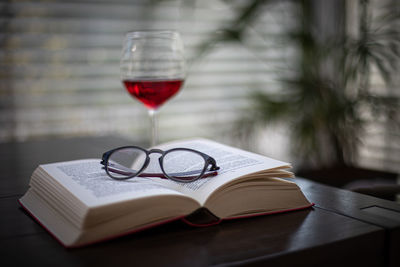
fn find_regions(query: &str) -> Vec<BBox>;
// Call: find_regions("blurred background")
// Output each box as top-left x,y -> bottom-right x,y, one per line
1,0 -> 399,198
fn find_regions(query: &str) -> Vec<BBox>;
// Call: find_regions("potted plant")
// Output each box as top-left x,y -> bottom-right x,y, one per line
196,0 -> 400,197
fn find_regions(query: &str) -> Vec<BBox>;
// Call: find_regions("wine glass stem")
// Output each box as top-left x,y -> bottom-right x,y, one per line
148,109 -> 158,147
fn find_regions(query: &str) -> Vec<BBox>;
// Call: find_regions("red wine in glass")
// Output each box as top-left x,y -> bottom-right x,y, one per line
123,79 -> 183,110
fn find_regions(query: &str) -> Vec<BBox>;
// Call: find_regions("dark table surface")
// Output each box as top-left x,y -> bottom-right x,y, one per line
1,136 -> 400,267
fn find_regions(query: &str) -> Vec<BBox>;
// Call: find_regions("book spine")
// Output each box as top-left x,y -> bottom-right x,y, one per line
181,207 -> 221,227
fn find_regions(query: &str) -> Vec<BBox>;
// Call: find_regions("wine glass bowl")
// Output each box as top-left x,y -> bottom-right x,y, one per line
120,30 -> 185,146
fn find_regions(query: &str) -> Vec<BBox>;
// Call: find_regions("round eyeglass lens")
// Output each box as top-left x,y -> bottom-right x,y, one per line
162,150 -> 206,182
107,147 -> 147,179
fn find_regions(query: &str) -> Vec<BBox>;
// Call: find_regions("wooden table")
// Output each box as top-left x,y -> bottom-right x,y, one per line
1,136 -> 400,266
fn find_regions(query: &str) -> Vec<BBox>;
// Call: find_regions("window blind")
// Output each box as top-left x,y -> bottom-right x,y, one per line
1,0 -> 295,147
2,0 -> 398,176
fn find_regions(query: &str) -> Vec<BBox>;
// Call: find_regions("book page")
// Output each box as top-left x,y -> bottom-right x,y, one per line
144,138 -> 292,205
40,159 -> 189,207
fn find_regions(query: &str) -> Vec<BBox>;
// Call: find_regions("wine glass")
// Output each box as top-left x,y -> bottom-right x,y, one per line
120,30 -> 185,146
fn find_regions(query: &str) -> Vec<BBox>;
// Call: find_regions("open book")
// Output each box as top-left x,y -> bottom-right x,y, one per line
19,138 -> 313,247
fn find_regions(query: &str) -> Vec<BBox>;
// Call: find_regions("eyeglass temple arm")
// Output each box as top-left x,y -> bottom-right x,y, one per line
104,167 -> 218,179
138,170 -> 218,179
101,161 -> 219,179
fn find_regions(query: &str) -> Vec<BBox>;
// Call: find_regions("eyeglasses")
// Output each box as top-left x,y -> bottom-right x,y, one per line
101,146 -> 220,183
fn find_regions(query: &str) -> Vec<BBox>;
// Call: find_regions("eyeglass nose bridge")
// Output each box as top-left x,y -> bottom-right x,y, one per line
148,148 -> 164,155
138,149 -> 164,173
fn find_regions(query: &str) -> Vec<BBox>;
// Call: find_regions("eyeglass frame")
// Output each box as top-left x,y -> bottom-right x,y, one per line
101,146 -> 220,183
